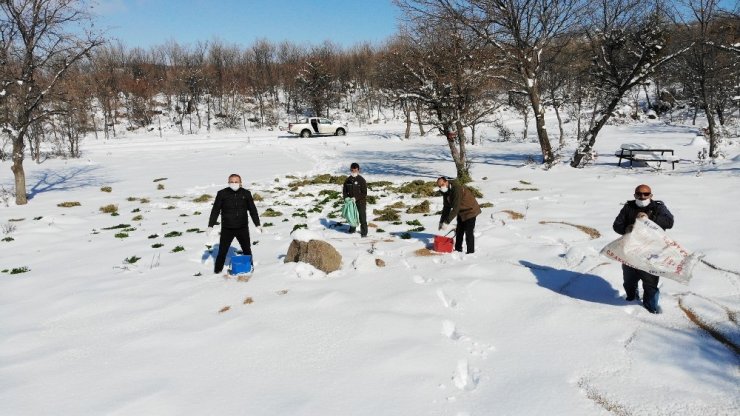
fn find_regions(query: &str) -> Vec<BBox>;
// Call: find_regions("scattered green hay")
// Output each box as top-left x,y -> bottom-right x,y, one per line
406,219 -> 423,227
192,194 -> 212,203
164,231 -> 182,238
100,186 -> 112,192
391,221 -> 403,225
179,214 -> 188,217
139,198 -> 150,204
58,201 -> 81,208
332,200 -> 343,209
288,173 -> 345,189
318,189 -> 340,199
468,186 -> 484,198
153,177 -> 167,182
151,243 -> 164,248
519,180 -> 532,185
99,204 -> 118,214
102,223 -> 130,230
327,211 -> 339,219
9,266 -> 30,274
263,208 -> 283,217
480,202 -> 494,208
131,208 -> 141,213
126,196 -> 138,202
292,211 -> 308,218
186,228 -> 203,233
111,212 -> 120,216
395,180 -> 437,198
164,195 -> 184,199
373,207 -> 401,222
406,200 -> 431,214
171,245 -> 185,253
291,224 -> 308,232
165,206 -> 176,210
33,216 -> 43,220
291,192 -> 315,198
2,237 -> 14,242
8,218 -> 24,222
285,175 -> 298,179
408,226 -> 425,232
124,256 -> 141,264
252,193 -> 264,202
114,232 -> 129,239
282,218 -> 289,222
376,228 -> 385,233
399,232 -> 412,239
414,248 -> 441,256
193,211 -> 202,215
388,201 -> 406,209
366,195 -> 378,204
367,181 -> 394,189
502,210 -> 525,220
263,222 -> 274,227
148,234 -> 159,239
274,187 -> 286,191
482,177 -> 488,180
157,183 -> 165,190
539,221 -> 601,239
132,215 -> 144,221
511,187 -> 539,191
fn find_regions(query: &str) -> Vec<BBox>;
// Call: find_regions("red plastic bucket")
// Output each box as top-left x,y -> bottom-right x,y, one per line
433,235 -> 454,253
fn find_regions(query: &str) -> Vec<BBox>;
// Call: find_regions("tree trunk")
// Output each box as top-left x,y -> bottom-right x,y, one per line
403,101 -> 412,139
554,104 -> 565,149
570,95 -> 624,167
415,102 -> 425,135
453,120 -> 470,183
527,83 -> 554,164
11,136 -> 28,205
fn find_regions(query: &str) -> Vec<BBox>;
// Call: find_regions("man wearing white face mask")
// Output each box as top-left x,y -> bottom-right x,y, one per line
208,174 -> 261,274
342,162 -> 368,237
612,184 -> 674,313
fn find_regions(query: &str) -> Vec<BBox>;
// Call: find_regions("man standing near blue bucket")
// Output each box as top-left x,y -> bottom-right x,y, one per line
208,174 -> 261,274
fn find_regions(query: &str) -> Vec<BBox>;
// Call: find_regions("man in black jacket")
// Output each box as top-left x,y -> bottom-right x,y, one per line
342,162 -> 368,237
612,184 -> 674,314
208,174 -> 261,274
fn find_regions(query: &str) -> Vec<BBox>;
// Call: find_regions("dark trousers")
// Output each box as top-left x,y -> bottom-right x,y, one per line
622,264 -> 660,313
214,227 -> 252,273
455,216 -> 476,254
348,200 -> 368,236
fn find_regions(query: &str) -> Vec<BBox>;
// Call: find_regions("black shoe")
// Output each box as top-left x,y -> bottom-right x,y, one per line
214,269 -> 223,274
360,234 -> 367,238
466,251 -> 475,254
626,294 -> 640,301
348,227 -> 356,234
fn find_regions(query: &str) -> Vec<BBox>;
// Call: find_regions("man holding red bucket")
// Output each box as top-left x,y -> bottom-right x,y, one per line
436,176 -> 482,254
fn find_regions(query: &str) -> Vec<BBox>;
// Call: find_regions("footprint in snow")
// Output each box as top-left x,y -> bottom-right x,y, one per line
452,359 -> 479,391
441,320 -> 462,341
413,275 -> 432,284
437,289 -> 458,309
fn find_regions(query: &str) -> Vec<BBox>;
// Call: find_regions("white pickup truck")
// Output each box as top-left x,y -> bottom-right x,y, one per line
287,117 -> 347,138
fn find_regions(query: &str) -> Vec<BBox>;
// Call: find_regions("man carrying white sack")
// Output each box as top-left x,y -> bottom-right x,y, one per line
612,184 -> 674,314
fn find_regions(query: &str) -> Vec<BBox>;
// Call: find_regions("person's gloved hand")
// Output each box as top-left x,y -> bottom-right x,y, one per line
207,226 -> 219,237
439,222 -> 448,231
637,212 -> 648,219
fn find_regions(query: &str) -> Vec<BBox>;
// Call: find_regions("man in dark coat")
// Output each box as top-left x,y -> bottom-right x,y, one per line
613,184 -> 674,314
208,174 -> 261,274
437,176 -> 482,254
342,162 -> 368,237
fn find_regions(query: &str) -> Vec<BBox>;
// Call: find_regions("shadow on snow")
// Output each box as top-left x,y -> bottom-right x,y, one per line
519,260 -> 625,306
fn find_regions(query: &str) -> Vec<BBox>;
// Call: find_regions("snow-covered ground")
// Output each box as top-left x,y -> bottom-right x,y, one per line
1,119 -> 738,415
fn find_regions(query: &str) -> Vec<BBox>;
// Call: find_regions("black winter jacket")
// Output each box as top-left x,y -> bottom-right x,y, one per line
342,175 -> 367,203
613,200 -> 673,235
208,187 -> 260,229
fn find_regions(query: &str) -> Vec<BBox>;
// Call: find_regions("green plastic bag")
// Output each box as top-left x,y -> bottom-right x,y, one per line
341,198 -> 360,227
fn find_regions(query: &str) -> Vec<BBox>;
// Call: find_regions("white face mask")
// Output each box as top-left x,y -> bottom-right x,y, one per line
351,172 -> 358,177
635,198 -> 650,208
229,183 -> 240,191
439,186 -> 449,193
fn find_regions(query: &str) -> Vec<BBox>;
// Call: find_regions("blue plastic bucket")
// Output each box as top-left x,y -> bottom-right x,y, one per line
230,255 -> 252,274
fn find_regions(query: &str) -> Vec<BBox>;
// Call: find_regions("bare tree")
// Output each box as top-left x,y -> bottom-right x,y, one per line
569,0 -> 689,167
0,0 -> 104,205
398,0 -> 585,165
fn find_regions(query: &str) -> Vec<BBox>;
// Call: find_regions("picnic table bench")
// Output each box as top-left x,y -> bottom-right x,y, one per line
615,143 -> 677,169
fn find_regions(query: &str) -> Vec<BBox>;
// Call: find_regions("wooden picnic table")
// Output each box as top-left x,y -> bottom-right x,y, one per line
615,143 -> 677,169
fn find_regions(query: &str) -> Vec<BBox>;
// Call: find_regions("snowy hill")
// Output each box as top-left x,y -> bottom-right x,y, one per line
1,120 -> 738,415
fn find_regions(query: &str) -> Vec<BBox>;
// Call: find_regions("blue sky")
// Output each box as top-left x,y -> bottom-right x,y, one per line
93,0 -> 401,49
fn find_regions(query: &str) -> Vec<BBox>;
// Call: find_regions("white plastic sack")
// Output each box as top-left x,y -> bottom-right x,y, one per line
601,218 -> 702,284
